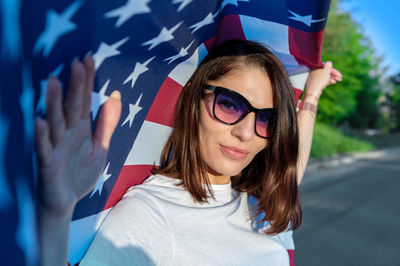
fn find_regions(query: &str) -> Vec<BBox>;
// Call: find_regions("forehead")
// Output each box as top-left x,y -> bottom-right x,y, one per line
207,66 -> 274,109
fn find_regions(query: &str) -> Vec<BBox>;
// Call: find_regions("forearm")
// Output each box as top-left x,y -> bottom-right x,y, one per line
38,207 -> 74,266
296,62 -> 342,184
296,95 -> 318,185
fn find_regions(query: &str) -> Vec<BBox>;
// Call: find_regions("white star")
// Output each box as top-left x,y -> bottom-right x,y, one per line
1,0 -> 22,61
123,56 -> 155,88
15,177 -> 39,264
33,0 -> 83,57
288,10 -> 326,27
90,162 -> 112,197
35,64 -> 64,115
20,62 -> 35,148
220,0 -> 249,11
0,112 -> 12,210
189,12 -> 218,33
142,21 -> 182,51
104,0 -> 151,27
93,37 -> 129,70
172,0 -> 193,12
164,40 -> 194,64
121,94 -> 143,128
91,79 -> 110,120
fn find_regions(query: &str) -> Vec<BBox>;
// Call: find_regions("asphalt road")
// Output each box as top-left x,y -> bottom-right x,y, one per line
294,148 -> 400,266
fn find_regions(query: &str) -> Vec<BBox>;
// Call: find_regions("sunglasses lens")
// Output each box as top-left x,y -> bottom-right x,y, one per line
256,111 -> 274,138
214,91 -> 247,124
208,86 -> 275,139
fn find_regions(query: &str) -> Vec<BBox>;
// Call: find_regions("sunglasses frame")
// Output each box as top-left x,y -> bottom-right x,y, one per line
203,85 -> 277,139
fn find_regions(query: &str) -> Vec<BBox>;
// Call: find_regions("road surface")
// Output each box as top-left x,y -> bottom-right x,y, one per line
294,147 -> 400,266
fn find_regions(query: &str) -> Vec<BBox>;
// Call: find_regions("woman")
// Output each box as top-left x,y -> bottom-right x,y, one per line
35,39 -> 341,265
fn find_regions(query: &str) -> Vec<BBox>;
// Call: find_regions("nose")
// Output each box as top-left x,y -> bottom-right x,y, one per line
231,112 -> 256,141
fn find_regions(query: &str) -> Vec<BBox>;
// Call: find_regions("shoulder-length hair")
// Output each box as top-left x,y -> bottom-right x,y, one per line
152,39 -> 301,235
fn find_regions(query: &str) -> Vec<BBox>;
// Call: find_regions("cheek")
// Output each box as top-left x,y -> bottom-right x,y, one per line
254,139 -> 268,155
250,141 -> 267,164
199,99 -> 221,146
198,99 -> 229,163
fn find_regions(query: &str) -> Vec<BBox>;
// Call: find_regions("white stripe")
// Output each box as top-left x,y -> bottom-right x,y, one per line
124,121 -> 173,166
274,51 -> 299,68
240,15 -> 290,55
168,43 -> 208,86
290,71 -> 309,91
68,208 -> 112,264
239,14 -> 308,76
274,230 -> 295,250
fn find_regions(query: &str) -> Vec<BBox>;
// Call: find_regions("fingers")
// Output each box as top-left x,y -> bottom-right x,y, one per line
93,91 -> 122,150
46,76 -> 66,145
81,53 -> 95,119
322,62 -> 342,85
64,59 -> 86,128
331,68 -> 342,81
35,118 -> 54,167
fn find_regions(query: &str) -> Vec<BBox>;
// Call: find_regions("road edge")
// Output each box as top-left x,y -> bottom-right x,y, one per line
306,146 -> 400,172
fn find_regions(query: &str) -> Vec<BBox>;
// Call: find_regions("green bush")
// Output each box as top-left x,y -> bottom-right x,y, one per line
310,122 -> 374,158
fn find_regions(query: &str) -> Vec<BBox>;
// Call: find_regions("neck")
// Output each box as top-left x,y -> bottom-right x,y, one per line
206,170 -> 230,184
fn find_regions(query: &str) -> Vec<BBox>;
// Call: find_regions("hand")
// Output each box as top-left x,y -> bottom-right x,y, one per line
35,54 -> 122,219
304,61 -> 342,103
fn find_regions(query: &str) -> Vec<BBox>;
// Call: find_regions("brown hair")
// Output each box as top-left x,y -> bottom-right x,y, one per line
152,39 -> 301,235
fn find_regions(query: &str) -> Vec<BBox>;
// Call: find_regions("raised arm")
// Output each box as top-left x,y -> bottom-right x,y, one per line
296,62 -> 342,185
35,54 -> 122,266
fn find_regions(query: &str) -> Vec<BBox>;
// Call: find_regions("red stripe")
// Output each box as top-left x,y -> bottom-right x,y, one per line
204,14 -> 247,52
145,77 -> 183,127
293,87 -> 303,103
289,27 -> 324,69
288,249 -> 295,266
104,165 -> 153,210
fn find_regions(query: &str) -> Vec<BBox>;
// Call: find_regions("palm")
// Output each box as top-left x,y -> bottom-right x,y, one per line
306,62 -> 342,99
35,56 -> 121,218
39,118 -> 102,216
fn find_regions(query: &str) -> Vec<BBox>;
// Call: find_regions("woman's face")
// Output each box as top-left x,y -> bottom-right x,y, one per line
199,65 -> 274,184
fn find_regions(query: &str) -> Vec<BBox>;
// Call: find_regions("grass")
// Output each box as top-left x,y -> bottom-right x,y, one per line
310,122 -> 375,158
345,130 -> 400,150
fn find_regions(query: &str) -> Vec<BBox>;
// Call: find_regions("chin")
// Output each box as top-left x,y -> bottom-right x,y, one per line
210,160 -> 250,177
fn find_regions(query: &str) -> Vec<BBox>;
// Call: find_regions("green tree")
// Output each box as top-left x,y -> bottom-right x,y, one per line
319,0 -> 382,128
388,73 -> 400,129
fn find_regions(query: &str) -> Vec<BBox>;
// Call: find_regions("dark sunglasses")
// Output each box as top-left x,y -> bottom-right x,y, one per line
203,85 -> 277,139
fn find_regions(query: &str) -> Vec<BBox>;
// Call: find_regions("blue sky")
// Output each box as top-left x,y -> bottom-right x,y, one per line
340,0 -> 400,76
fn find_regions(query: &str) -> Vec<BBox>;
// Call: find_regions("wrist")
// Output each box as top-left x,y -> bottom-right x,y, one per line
303,94 -> 320,105
38,205 -> 72,266
37,201 -> 75,225
296,101 -> 317,118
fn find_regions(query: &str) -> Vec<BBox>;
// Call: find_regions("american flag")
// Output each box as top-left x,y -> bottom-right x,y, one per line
0,0 -> 331,265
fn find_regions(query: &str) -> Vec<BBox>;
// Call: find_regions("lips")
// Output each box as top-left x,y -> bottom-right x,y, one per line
220,144 -> 249,160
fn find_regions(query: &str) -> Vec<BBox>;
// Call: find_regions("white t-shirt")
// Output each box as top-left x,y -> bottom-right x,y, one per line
80,174 -> 290,266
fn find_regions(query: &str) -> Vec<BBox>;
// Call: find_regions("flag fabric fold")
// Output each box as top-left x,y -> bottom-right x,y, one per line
0,0 -> 331,265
